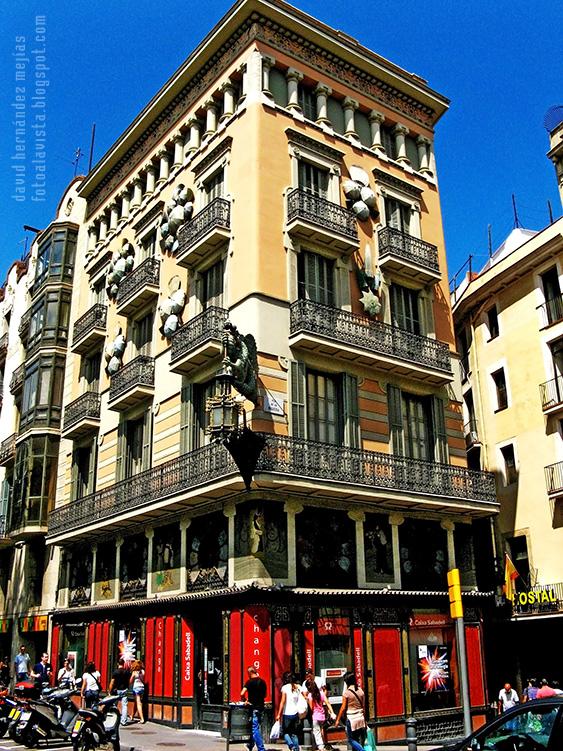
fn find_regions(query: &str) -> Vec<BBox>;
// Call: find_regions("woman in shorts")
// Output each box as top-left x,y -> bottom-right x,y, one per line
130,660 -> 146,723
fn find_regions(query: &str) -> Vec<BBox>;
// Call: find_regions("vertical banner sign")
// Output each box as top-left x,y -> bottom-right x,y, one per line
273,628 -> 292,709
50,624 -> 61,677
465,625 -> 486,707
353,627 -> 364,689
164,616 -> 175,698
100,622 -> 110,688
229,611 -> 243,703
154,617 -> 165,697
303,627 -> 314,673
243,606 -> 272,702
145,618 -> 155,696
180,618 -> 194,698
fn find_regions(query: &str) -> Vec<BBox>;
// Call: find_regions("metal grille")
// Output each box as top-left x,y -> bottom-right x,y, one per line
177,197 -> 230,252
170,306 -> 228,363
287,188 -> 357,240
378,226 -> 439,272
539,375 -> 563,410
63,392 -> 101,431
537,295 -> 563,327
72,303 -> 107,346
415,715 -> 464,743
116,257 -> 160,305
108,355 -> 155,402
545,459 -> 563,494
290,299 -> 452,373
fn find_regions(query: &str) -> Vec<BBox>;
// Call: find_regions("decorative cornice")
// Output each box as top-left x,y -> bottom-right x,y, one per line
285,127 -> 345,162
373,168 -> 423,198
192,136 -> 233,178
132,201 -> 165,234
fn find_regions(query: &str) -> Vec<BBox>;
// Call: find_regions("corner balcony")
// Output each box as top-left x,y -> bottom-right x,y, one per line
0,434 -> 16,466
9,364 -> 24,396
47,435 -> 497,543
176,198 -> 230,268
108,355 -> 155,412
539,376 -> 563,417
8,499 -> 49,540
170,306 -> 228,375
286,188 -> 359,253
62,392 -> 101,439
289,299 -> 453,385
116,257 -> 160,318
71,304 -> 107,355
377,227 -> 441,285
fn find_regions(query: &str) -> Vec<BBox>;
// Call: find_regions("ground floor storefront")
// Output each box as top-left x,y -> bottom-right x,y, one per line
50,588 -> 490,743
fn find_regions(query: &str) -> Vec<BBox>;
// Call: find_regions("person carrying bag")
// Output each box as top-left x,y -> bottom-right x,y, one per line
334,672 -> 367,751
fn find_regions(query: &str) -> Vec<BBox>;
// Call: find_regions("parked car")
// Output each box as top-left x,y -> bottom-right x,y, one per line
431,697 -> 563,750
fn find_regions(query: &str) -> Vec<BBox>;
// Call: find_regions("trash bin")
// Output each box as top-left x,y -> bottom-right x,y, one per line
223,703 -> 252,750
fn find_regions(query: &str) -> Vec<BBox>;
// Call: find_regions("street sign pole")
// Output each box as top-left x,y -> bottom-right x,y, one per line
448,568 -> 472,737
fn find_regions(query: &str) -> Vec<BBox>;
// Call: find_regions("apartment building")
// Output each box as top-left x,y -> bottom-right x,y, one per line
452,111 -> 563,688
0,0 -> 497,742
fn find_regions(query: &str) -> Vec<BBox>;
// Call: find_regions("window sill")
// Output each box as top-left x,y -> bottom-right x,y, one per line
494,406 -> 508,414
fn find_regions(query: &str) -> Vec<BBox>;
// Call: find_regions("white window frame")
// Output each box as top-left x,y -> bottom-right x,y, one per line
288,141 -> 341,204
194,152 -> 230,211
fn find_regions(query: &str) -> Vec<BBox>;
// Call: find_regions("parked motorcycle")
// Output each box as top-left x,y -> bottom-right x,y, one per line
0,695 -> 19,738
71,692 -> 123,751
16,687 -> 81,748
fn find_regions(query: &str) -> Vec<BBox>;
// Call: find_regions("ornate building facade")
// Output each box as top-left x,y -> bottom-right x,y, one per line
1,0 -> 498,743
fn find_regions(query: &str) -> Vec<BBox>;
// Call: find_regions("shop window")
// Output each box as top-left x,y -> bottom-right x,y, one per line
119,534 -> 147,600
492,368 -> 508,411
298,161 -> 329,198
296,507 -> 356,587
152,523 -> 182,593
408,618 -> 458,712
94,541 -> 116,601
399,518 -> 447,591
314,607 -> 352,691
454,525 -> 477,587
364,514 -> 394,583
187,512 -> 229,588
500,443 -> 517,485
234,502 -> 288,580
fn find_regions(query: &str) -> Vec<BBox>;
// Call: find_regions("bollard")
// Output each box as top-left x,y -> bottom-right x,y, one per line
406,716 -> 417,751
302,716 -> 313,750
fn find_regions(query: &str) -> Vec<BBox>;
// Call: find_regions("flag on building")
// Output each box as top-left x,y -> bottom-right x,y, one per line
503,554 -> 519,601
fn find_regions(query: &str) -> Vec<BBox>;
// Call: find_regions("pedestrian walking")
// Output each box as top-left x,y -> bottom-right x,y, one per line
276,672 -> 302,751
31,652 -> 53,687
536,678 -> 557,698
334,672 -> 366,751
81,661 -> 102,708
498,683 -> 519,714
306,678 -> 335,750
109,657 -> 131,725
241,666 -> 267,751
130,660 -> 146,723
14,645 -> 31,682
522,678 -> 538,702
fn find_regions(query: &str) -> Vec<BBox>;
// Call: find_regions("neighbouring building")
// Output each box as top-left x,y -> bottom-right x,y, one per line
451,107 -> 563,690
1,0 -> 498,742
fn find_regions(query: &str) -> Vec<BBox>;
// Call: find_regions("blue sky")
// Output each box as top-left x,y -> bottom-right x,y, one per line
0,0 -> 561,287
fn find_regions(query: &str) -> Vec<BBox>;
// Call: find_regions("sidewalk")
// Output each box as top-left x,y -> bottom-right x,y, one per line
120,722 -> 439,751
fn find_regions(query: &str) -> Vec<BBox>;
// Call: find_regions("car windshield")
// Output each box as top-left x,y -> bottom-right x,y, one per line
480,705 -> 558,750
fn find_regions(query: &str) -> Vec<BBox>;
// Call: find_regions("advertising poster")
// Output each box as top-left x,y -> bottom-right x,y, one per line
417,645 -> 449,693
118,629 -> 137,669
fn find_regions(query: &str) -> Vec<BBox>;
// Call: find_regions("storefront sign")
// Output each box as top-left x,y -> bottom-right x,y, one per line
304,627 -> 314,672
180,618 -> 194,698
316,616 -> 350,636
409,613 -> 451,628
19,615 -> 48,632
353,627 -> 364,689
243,606 -> 271,701
0,618 -> 11,633
516,589 -> 558,607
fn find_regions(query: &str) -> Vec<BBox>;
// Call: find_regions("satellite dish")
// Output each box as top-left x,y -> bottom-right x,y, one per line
544,105 -> 563,133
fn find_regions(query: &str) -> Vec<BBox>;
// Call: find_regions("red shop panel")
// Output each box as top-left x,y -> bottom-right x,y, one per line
273,628 -> 292,709
465,625 -> 486,707
353,627 -> 364,689
180,618 -> 194,699
100,622 -> 110,689
163,616 -> 175,698
145,618 -> 155,695
373,628 -> 404,718
153,617 -> 165,697
229,611 -> 243,702
243,606 -> 271,702
50,624 -> 61,676
86,624 -> 95,664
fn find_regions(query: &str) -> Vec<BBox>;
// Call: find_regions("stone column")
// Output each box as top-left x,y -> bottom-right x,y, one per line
224,504 -> 236,587
157,151 -> 171,186
98,216 -> 108,243
145,164 -> 156,196
220,82 -> 237,122
284,501 -> 303,587
245,49 -> 263,104
173,135 -> 184,168
109,203 -> 119,231
441,519 -> 456,570
145,527 -> 154,596
115,536 -> 123,600
179,515 -> 191,592
343,97 -> 359,140
90,544 -> 97,605
286,68 -> 303,112
348,510 -> 366,588
417,136 -> 432,173
204,99 -> 218,138
369,110 -> 385,152
186,118 -> 202,156
87,226 -> 97,253
393,124 -> 410,164
261,55 -> 275,97
238,63 -> 248,104
314,83 -> 332,126
131,178 -> 143,208
389,514 -> 404,588
427,139 -> 436,175
120,191 -> 130,222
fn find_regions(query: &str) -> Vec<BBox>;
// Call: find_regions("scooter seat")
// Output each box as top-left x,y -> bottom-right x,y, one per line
78,709 -> 99,720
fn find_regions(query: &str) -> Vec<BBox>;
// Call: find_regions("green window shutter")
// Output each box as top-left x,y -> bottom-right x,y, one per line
142,407 -> 153,471
387,384 -> 404,455
343,373 -> 360,448
431,396 -> 449,463
290,360 -> 306,438
89,439 -> 98,495
115,419 -> 125,482
180,379 -> 194,454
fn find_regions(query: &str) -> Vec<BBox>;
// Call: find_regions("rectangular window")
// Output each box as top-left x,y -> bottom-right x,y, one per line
507,535 -> 530,588
381,126 -> 396,160
202,260 -> 224,309
391,284 -> 420,334
92,278 -> 105,305
541,266 -> 562,325
80,351 -> 102,392
72,440 -> 97,500
140,230 -> 157,261
298,251 -> 334,307
204,170 -> 224,203
133,310 -> 154,356
487,305 -> 499,339
500,444 -> 517,485
388,386 -> 448,462
298,161 -> 329,198
492,368 -> 508,411
193,381 -> 214,449
401,393 -> 431,461
307,371 -> 340,445
385,197 -> 411,234
298,85 -> 317,121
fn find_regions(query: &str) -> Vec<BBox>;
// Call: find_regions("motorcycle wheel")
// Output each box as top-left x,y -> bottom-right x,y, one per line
9,722 -> 23,742
22,728 -> 39,749
73,727 -> 97,751
0,719 -> 9,738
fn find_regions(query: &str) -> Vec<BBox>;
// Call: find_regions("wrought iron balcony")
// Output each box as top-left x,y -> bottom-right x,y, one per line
108,355 -> 155,411
0,434 -> 16,466
286,188 -> 358,252
545,460 -> 563,497
71,304 -> 107,355
378,227 -> 441,284
9,364 -> 24,395
539,375 -> 563,415
0,333 -> 7,361
463,419 -> 480,449
176,197 -> 230,267
290,299 -> 452,384
116,257 -> 160,317
62,392 -> 101,439
170,306 -> 228,375
538,294 -> 563,328
47,435 -> 496,540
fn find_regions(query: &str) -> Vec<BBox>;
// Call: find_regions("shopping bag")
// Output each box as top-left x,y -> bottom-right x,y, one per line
269,720 -> 281,740
296,693 -> 309,719
365,727 -> 377,751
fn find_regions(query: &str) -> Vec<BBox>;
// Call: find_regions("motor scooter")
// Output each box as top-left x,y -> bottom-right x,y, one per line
71,692 -> 123,751
16,687 -> 81,748
0,695 -> 19,738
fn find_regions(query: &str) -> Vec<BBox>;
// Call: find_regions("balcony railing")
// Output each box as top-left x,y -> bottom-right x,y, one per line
18,308 -> 31,341
545,460 -> 563,495
116,257 -> 160,307
287,188 -> 358,241
0,434 -> 16,465
108,355 -> 154,403
290,299 -> 452,373
513,581 -> 563,615
170,307 -> 228,364
378,227 -> 439,273
9,364 -> 24,394
63,392 -> 101,432
0,333 -> 7,359
177,197 -> 230,254
539,375 -> 563,412
48,435 -> 496,537
72,304 -> 107,347
538,294 -> 563,328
